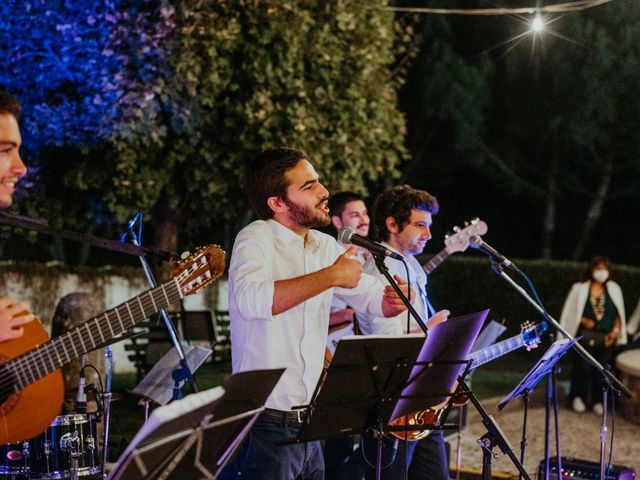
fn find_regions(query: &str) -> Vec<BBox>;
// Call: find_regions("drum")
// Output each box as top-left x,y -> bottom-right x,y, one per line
0,442 -> 29,479
27,414 -> 100,479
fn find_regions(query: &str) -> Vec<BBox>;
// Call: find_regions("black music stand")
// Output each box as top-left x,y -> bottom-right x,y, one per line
293,311 -> 488,479
108,369 -> 284,480
497,338 -> 577,480
132,345 -> 213,406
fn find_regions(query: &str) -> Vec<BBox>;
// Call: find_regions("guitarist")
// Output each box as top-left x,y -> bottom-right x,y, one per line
354,185 -> 450,480
323,192 -> 370,480
0,89 -> 35,342
327,192 -> 370,335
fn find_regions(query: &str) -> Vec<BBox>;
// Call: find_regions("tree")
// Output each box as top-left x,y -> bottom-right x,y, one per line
498,2 -> 640,259
106,0 -> 409,255
1,0 -> 410,263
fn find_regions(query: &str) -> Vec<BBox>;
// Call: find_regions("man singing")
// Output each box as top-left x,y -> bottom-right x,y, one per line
219,147 -> 412,480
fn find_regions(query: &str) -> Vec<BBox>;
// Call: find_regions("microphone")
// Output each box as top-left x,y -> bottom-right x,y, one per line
75,368 -> 87,414
469,235 -> 516,270
338,227 -> 403,260
75,355 -> 87,414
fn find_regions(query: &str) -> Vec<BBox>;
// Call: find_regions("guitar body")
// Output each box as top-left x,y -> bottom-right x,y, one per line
0,320 -> 63,444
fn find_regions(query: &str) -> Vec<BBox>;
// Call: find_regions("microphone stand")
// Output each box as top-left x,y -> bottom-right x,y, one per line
486,258 -> 631,480
120,214 -> 198,397
102,346 -> 113,478
372,253 -> 428,335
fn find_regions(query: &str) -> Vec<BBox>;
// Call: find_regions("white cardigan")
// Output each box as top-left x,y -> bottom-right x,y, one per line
559,280 -> 627,345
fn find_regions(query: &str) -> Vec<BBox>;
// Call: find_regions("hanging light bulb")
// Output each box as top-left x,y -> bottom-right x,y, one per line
531,15 -> 545,32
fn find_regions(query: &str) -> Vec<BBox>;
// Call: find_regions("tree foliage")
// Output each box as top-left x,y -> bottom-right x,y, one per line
0,0 -> 409,258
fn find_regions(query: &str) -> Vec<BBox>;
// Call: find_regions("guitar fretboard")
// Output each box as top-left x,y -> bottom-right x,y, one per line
468,335 -> 525,369
423,250 -> 451,275
4,278 -> 182,392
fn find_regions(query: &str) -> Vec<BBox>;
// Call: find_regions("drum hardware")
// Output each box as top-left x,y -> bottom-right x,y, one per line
25,413 -> 100,479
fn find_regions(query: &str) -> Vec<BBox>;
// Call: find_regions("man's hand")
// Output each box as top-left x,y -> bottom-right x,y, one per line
331,246 -> 363,289
0,296 -> 35,342
381,274 -> 415,317
427,309 -> 450,329
329,307 -> 355,327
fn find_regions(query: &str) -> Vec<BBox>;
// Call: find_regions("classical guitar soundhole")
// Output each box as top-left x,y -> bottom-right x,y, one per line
0,361 -> 20,416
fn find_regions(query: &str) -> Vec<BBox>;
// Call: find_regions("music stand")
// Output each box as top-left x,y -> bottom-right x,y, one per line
498,338 -> 577,410
293,311 -> 488,479
132,345 -> 213,406
497,338 -> 577,480
108,368 -> 284,480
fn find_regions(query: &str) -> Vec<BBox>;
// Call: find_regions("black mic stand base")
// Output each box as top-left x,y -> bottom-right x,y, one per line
461,380 -> 532,480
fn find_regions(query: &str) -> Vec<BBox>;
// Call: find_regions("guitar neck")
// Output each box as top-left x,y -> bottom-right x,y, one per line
423,249 -> 452,275
6,278 -> 182,390
468,334 -> 526,369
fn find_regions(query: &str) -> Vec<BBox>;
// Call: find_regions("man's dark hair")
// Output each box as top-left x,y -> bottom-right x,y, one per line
329,191 -> 364,218
245,147 -> 308,219
372,185 -> 439,241
0,89 -> 21,118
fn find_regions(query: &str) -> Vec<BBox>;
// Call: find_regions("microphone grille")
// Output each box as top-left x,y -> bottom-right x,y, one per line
338,227 -> 355,245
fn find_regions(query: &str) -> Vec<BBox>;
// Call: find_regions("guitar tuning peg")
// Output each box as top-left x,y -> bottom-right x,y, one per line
444,233 -> 450,239
453,226 -> 461,232
471,217 -> 479,224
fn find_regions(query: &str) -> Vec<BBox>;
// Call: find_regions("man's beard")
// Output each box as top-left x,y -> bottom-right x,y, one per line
284,197 -> 330,228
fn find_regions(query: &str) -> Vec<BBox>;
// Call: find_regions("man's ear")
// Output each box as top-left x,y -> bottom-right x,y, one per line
331,215 -> 343,231
267,196 -> 286,215
385,216 -> 399,234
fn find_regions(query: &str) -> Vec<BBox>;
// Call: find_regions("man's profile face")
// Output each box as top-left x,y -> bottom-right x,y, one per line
332,200 -> 369,237
0,113 -> 27,209
281,160 -> 331,229
389,208 -> 432,256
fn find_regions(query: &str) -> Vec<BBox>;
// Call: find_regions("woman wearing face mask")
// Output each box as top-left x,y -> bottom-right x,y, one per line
559,256 -> 628,414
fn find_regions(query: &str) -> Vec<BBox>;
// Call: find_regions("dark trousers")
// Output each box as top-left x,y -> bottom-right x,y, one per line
218,413 -> 324,480
408,430 -> 450,480
324,436 -> 356,480
569,344 -> 615,407
358,433 -> 417,480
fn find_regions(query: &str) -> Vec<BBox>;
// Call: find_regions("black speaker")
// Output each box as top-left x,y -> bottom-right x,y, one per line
537,456 -> 636,480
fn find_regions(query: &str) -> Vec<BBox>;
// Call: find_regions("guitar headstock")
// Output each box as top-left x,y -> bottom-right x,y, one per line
520,320 -> 547,351
174,245 -> 226,296
444,218 -> 488,254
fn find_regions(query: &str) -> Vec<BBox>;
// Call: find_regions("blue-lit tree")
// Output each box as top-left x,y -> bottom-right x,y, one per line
1,0 -> 410,263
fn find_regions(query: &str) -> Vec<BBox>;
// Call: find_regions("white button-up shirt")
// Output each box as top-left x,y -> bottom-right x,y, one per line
228,219 -> 386,410
357,242 -> 428,336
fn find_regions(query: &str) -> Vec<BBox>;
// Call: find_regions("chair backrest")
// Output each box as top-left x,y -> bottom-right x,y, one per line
181,310 -> 216,344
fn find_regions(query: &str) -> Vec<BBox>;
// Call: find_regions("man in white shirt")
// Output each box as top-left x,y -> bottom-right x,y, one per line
323,191 -> 370,480
327,191 -> 370,346
219,147 -> 411,480
355,185 -> 450,480
0,90 -> 35,343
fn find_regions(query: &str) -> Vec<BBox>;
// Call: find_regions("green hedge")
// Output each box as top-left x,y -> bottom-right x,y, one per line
421,255 -> 640,338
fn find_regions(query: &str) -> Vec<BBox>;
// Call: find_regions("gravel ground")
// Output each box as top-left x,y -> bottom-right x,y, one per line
449,396 -> 639,478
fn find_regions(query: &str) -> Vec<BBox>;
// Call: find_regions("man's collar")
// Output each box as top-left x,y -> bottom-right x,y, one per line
267,219 -> 320,249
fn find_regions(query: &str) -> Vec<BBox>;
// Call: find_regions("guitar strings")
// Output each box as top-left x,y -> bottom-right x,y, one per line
0,254 -> 212,402
0,281 -> 182,400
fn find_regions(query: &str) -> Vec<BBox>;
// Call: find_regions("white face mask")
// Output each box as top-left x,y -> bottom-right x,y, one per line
592,269 -> 609,283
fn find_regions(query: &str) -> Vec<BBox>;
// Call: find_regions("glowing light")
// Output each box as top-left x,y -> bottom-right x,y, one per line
531,15 -> 545,32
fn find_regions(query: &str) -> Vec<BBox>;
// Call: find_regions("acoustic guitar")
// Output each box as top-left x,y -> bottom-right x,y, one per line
0,244 -> 225,444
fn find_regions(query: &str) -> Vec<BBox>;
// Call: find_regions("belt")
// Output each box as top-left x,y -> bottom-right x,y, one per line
262,407 -> 307,423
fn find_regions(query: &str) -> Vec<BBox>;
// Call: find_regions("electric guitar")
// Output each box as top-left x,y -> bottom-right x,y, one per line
324,219 -> 488,367
422,219 -> 488,275
388,320 -> 547,440
0,244 -> 225,443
